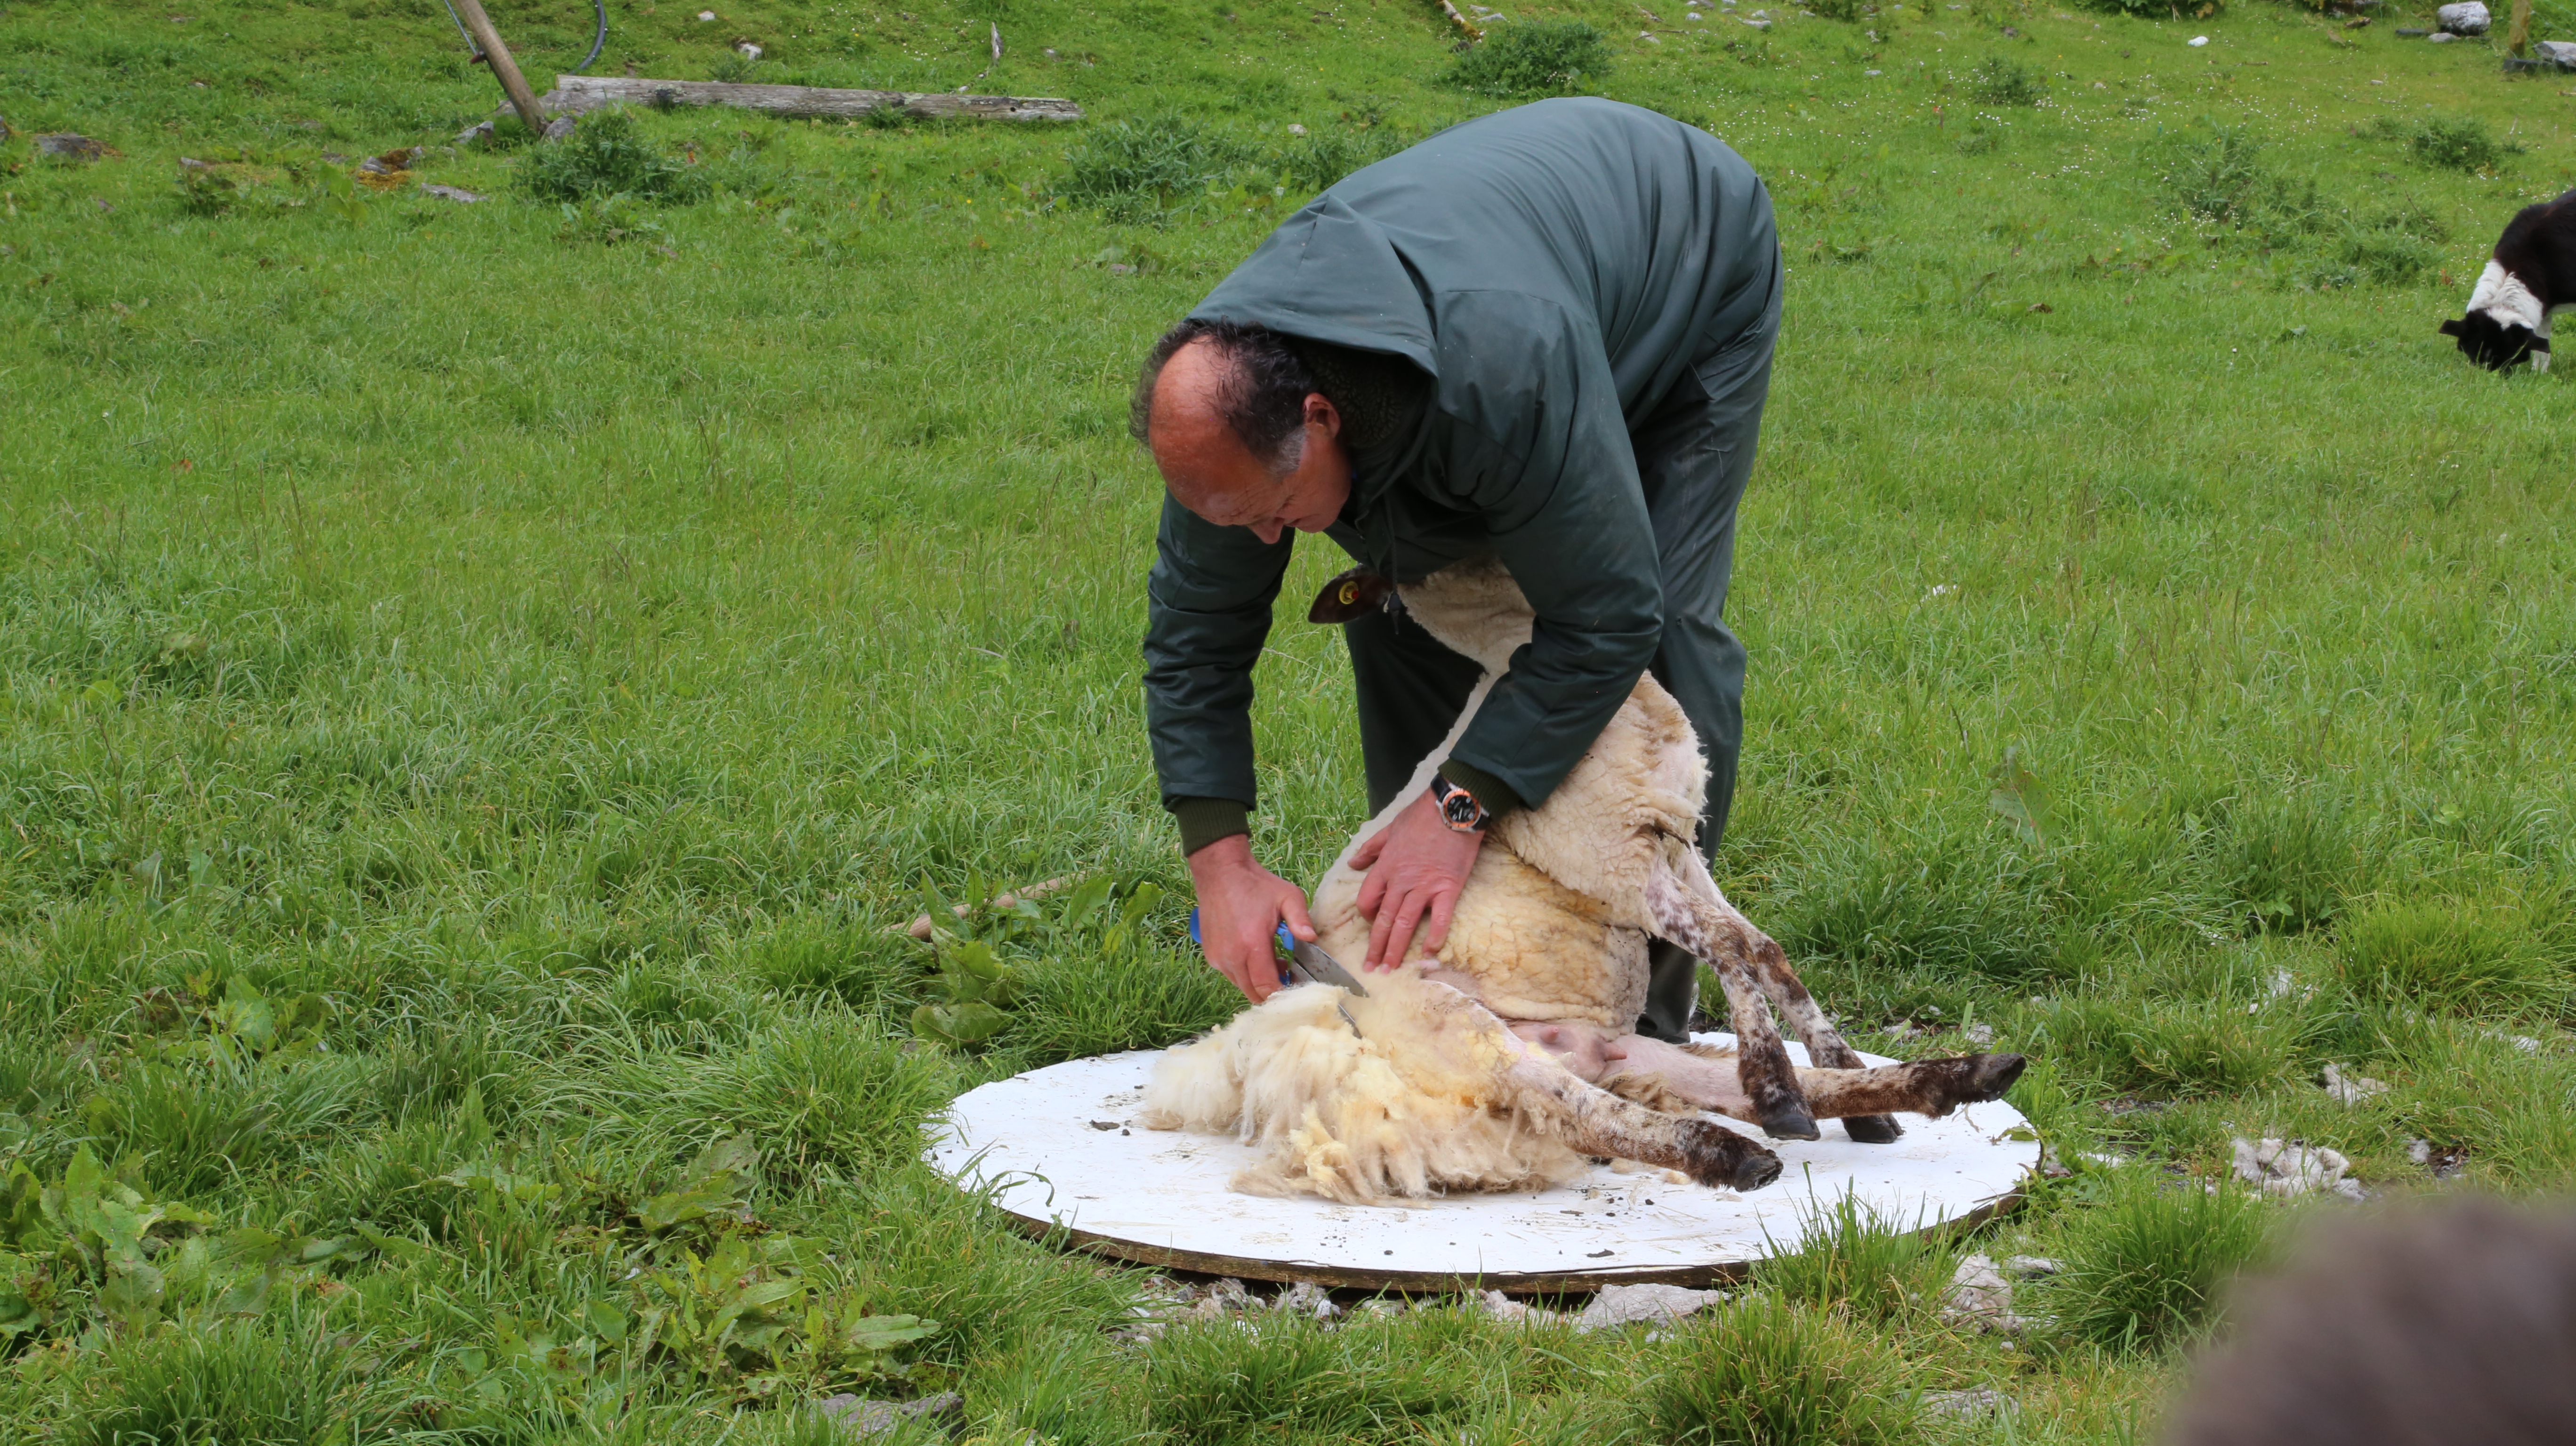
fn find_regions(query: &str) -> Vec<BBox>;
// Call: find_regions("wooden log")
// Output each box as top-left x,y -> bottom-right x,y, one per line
448,0 -> 552,138
1433,0 -> 1484,40
532,74 -> 1083,122
2509,0 -> 2533,55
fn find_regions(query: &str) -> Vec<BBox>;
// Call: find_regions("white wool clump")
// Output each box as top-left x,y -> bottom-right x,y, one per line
1139,972 -> 1589,1205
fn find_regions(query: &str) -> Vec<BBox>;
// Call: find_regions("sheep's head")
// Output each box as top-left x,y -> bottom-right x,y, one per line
1399,558 -> 1534,673
2439,311 -> 2549,372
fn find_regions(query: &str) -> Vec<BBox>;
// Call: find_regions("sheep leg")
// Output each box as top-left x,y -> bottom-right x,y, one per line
1641,863 -> 1818,1142
1409,981 -> 1783,1192
1603,1036 -> 2029,1123
1675,857 -> 1907,1143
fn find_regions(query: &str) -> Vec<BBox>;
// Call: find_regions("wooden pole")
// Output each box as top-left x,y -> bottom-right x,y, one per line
2509,0 -> 2533,56
534,74 -> 1083,122
448,0 -> 553,137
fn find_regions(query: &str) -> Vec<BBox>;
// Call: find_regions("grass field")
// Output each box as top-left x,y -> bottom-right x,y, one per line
5,0 -> 2576,1437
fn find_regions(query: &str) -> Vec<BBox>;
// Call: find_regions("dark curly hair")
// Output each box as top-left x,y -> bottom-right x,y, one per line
1129,318 -> 1316,474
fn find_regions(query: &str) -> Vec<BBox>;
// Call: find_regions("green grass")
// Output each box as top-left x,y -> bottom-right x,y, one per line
5,0 -> 2576,1437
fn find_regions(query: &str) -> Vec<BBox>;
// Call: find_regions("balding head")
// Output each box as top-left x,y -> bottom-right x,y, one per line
1133,320 -> 1353,545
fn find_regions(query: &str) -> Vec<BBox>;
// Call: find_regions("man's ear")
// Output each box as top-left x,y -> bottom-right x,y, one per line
2439,318 -> 2466,337
1303,390 -> 1342,441
1308,566 -> 1393,624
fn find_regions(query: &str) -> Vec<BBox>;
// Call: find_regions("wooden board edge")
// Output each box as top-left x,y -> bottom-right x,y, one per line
983,1183 -> 2029,1295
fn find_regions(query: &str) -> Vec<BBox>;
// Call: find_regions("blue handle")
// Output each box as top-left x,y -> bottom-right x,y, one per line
1186,909 -> 1297,979
1184,908 -> 1295,952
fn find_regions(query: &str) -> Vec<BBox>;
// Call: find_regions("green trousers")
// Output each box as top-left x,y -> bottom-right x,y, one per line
1343,279 -> 1780,1044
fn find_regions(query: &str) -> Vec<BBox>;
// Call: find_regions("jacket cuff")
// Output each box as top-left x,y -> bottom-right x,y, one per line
1170,797 -> 1253,856
1436,759 -> 1525,821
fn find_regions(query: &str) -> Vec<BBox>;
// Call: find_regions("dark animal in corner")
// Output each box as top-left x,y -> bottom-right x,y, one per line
2440,188 -> 2576,371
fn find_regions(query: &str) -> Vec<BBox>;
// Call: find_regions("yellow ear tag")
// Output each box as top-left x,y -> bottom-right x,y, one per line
1337,581 -> 1360,606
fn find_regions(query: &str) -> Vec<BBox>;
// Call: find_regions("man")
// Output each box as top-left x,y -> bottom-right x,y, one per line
1135,97 -> 1781,1044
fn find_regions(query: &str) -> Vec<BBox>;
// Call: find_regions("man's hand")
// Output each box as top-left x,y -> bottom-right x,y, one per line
1186,835 -> 1316,1004
1350,787 -> 1485,970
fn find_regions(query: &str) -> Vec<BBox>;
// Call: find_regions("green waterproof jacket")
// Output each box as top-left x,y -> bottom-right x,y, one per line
1143,97 -> 1779,827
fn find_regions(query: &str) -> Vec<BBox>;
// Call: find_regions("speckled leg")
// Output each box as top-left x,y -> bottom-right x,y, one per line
1410,980 -> 1783,1192
1606,1036 -> 2029,1124
1641,863 -> 1817,1141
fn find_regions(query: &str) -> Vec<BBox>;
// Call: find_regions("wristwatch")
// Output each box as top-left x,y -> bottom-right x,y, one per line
1429,774 -> 1491,834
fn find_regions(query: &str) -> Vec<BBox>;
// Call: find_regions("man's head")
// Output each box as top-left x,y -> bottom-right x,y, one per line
1132,319 -> 1352,544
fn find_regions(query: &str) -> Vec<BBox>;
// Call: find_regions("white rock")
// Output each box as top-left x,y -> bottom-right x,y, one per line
1286,122 -> 1306,135
2320,1063 -> 2389,1107
815,1392 -> 963,1439
2187,33 -> 2208,45
1274,1281 -> 1339,1320
2003,1254 -> 2063,1278
2537,38 -> 2576,65
1575,1282 -> 1724,1331
1478,1288 -> 1531,1323
697,8 -> 716,19
2437,0 -> 2489,32
735,41 -> 762,59
1964,1023 -> 1996,1046
1942,1254 -> 2030,1333
1924,1387 -> 2016,1419
2232,1136 -> 2365,1202
2428,28 -> 2456,40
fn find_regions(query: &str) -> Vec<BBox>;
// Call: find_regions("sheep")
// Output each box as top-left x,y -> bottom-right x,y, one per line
1142,558 -> 2027,1205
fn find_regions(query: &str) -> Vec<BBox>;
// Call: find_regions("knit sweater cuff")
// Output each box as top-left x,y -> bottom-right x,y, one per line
1170,797 -> 1253,856
1436,759 -> 1526,821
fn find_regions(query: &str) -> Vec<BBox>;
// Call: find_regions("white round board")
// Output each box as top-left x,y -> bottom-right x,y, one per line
926,1035 -> 2038,1292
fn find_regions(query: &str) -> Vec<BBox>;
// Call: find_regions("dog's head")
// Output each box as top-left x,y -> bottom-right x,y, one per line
2440,311 -> 2550,372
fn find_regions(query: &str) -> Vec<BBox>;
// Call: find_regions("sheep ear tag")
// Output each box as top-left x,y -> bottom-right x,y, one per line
1307,566 -> 1393,624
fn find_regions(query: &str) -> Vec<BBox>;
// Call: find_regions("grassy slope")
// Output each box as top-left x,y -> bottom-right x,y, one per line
3,0 -> 2575,1438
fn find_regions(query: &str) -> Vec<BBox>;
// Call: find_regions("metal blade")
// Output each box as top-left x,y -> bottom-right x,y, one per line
1283,936 -> 1369,997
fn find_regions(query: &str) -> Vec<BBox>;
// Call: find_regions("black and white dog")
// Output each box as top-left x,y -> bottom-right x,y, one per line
2440,189 -> 2576,371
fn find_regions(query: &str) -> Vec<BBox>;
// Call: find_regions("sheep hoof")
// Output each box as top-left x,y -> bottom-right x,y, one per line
1731,1150 -> 1783,1191
1757,1100 -> 1820,1141
1964,1052 -> 2027,1102
1917,1052 -> 2030,1117
1673,1119 -> 1780,1192
1841,1113 -> 1904,1144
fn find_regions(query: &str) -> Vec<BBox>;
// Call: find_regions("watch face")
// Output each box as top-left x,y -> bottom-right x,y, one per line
1437,783 -> 1483,830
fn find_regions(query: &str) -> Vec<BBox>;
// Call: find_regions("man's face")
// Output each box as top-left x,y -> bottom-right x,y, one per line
1149,340 -> 1354,545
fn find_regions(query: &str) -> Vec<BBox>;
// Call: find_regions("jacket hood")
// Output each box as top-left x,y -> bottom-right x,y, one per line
1188,195 -> 1437,377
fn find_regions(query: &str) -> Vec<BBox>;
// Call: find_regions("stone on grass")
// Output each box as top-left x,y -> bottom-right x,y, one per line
35,133 -> 114,161
541,115 -> 579,142
2406,1138 -> 2470,1180
1575,1282 -> 1723,1331
2320,1063 -> 2389,1106
420,184 -> 485,202
1477,1288 -> 1530,1323
2436,0 -> 2489,32
2232,1137 -> 2365,1202
1942,1254 -> 2030,1334
1274,1280 -> 1339,1320
1924,1387 -> 2016,1419
736,41 -> 763,59
2427,30 -> 2456,40
2537,39 -> 2576,66
2003,1255 -> 2063,1278
814,1391 -> 964,1439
